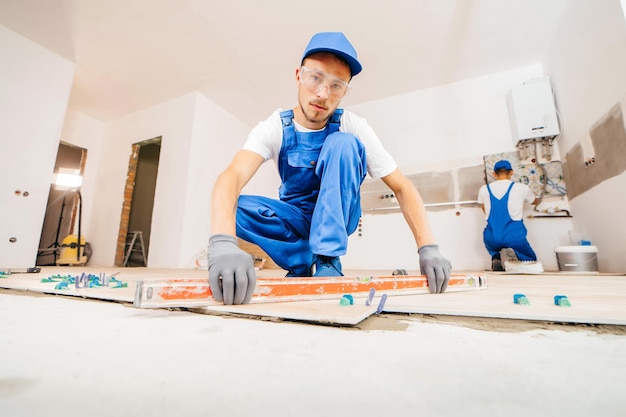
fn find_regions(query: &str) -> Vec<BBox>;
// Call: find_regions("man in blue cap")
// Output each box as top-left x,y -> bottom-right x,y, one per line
477,160 -> 540,271
208,32 -> 452,304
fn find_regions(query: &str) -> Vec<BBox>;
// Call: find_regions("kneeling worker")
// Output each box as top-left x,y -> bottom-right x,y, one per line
208,32 -> 452,304
477,160 -> 540,271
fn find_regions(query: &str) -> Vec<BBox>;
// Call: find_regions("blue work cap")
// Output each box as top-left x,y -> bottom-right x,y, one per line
302,32 -> 362,76
494,160 -> 513,171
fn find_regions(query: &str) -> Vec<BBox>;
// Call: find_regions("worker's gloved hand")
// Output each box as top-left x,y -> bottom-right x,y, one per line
208,234 -> 256,305
418,244 -> 452,294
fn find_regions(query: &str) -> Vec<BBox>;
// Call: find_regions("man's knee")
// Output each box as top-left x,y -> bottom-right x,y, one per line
324,132 -> 363,154
318,133 -> 366,175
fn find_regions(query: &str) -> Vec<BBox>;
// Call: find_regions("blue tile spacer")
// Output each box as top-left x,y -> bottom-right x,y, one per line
513,293 -> 529,305
339,294 -> 354,306
75,272 -> 89,289
554,295 -> 571,307
375,294 -> 387,314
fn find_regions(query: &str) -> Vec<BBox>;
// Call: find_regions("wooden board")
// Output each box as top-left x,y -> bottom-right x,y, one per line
383,274 -> 626,325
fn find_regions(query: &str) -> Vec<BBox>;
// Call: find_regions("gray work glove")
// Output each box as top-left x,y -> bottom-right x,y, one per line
208,234 -> 256,305
418,244 -> 452,294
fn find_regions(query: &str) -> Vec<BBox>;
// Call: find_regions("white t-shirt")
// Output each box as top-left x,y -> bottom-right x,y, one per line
242,108 -> 397,179
477,179 -> 536,220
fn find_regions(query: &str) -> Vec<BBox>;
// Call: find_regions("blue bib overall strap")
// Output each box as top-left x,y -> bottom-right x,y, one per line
235,109 -> 366,275
483,182 -> 537,261
277,109 -> 342,213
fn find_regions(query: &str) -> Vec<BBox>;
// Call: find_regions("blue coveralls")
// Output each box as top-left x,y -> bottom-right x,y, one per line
483,182 -> 537,262
236,109 -> 367,275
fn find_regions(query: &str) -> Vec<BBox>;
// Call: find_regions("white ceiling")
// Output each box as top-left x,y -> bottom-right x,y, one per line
0,0 -> 569,126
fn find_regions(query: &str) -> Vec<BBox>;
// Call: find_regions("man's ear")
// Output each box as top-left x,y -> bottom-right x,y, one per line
295,67 -> 302,84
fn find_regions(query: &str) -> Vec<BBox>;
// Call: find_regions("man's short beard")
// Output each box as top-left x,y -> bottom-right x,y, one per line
299,102 -> 331,125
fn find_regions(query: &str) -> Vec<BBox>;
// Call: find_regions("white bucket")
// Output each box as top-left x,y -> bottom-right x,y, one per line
554,245 -> 598,272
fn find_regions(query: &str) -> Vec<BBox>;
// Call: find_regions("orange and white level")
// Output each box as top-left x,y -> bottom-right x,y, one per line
133,274 -> 487,309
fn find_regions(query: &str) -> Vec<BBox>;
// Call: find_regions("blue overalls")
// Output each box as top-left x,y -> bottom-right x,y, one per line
483,182 -> 537,261
236,109 -> 367,275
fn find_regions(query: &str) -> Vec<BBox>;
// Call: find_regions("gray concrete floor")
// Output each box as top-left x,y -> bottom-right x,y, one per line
1,289 -> 626,417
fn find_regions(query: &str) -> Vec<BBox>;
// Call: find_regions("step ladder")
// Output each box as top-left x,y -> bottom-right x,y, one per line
124,231 -> 147,267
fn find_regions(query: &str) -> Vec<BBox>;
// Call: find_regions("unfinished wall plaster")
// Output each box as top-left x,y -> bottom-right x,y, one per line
359,160 -> 546,216
457,165 -> 488,202
360,166 -> 484,214
563,98 -> 626,200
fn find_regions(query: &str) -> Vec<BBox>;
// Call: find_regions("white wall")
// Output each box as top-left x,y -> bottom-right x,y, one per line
175,93 -> 272,268
544,0 -> 626,272
65,93 -> 199,266
80,93 -> 192,267
62,92 -> 278,268
343,65 -> 573,272
0,24 -> 75,269
349,65 -> 541,172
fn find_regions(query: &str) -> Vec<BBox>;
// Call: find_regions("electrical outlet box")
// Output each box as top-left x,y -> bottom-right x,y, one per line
507,76 -> 560,146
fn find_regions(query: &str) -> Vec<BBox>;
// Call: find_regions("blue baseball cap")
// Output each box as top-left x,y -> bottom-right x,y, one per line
302,32 -> 362,76
494,160 -> 512,171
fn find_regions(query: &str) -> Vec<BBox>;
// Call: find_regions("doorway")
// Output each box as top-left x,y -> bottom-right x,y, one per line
37,142 -> 87,266
114,137 -> 161,267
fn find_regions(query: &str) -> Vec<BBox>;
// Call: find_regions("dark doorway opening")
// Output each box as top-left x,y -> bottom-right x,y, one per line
37,142 -> 87,266
115,137 -> 161,267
